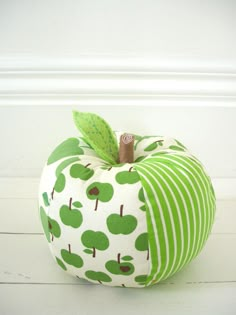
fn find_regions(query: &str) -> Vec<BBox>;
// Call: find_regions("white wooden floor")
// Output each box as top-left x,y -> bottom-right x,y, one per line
0,178 -> 236,315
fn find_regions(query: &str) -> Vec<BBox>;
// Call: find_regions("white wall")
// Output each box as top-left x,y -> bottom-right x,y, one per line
0,0 -> 235,179
0,105 -> 235,179
0,0 -> 235,70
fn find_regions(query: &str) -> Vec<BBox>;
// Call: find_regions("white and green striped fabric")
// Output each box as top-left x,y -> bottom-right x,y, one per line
135,150 -> 216,286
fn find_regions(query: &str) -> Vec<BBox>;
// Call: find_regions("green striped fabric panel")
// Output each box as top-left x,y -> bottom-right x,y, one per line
135,152 -> 216,287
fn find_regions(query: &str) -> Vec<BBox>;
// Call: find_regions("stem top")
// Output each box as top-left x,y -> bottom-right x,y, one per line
118,134 -> 134,163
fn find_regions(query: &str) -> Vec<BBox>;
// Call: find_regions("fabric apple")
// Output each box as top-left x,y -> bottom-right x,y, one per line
39,111 -> 216,288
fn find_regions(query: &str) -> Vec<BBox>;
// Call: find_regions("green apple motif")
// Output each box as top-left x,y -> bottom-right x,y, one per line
51,157 -> 81,199
48,217 -> 61,242
174,139 -> 186,149
61,244 -> 83,268
106,204 -> 137,235
134,135 -> 159,150
47,138 -> 84,165
81,230 -> 109,257
105,253 -> 135,276
134,156 -> 145,163
86,182 -> 114,211
138,188 -> 146,211
59,197 -> 83,228
144,140 -> 164,152
101,165 -> 113,171
56,257 -> 67,271
54,173 -> 66,193
101,163 -> 125,171
55,157 -> 80,178
115,167 -> 139,184
40,206 -> 61,242
40,206 -> 51,242
169,145 -> 185,151
135,233 -> 149,260
42,192 -> 50,207
85,270 -> 112,284
70,163 -> 94,180
135,275 -> 147,285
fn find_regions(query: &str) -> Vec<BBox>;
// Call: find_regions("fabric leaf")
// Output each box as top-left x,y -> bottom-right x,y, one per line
73,111 -> 118,164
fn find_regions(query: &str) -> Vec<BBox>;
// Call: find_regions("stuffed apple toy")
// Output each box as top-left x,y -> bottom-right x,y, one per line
39,111 -> 216,288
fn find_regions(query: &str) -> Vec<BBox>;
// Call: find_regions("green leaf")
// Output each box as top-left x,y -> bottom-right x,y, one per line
144,142 -> 158,152
40,207 -> 50,242
55,157 -> 80,177
151,151 -> 167,156
133,134 -> 142,141
135,275 -> 147,284
134,135 -> 158,150
139,205 -> 146,211
169,145 -> 185,151
73,201 -> 83,208
80,137 -> 92,147
135,156 -> 146,163
54,173 -> 66,193
73,111 -> 118,164
56,257 -> 67,271
174,139 -> 186,149
138,188 -> 145,202
84,249 -> 94,254
122,255 -> 133,261
47,138 -> 84,165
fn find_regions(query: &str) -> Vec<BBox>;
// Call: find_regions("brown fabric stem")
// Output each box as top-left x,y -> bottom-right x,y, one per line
118,134 -> 134,163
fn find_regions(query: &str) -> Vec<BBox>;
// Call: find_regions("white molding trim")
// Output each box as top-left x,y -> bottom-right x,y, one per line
0,56 -> 236,106
1,95 -> 236,107
1,55 -> 236,72
0,71 -> 236,106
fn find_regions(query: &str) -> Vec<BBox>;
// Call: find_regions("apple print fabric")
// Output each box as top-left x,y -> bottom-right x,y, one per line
39,135 -> 149,287
39,133 -> 216,287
